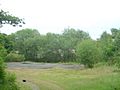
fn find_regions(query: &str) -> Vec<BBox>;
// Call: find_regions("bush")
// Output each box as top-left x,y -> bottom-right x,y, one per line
113,53 -> 120,68
0,45 -> 7,59
0,54 -> 20,90
76,40 -> 102,68
5,52 -> 25,62
0,57 -> 6,82
0,72 -> 20,90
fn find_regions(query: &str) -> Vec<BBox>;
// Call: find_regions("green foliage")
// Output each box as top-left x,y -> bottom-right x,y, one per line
5,52 -> 25,62
113,54 -> 120,68
113,32 -> 120,67
9,28 -> 90,62
10,29 -> 40,61
111,28 -> 119,39
4,27 -> 120,67
0,10 -> 24,27
0,9 -> 23,90
98,29 -> 120,68
114,31 -> 120,50
0,44 -> 7,59
0,57 -> 6,82
0,45 -> 7,82
41,33 -> 62,62
76,40 -> 102,68
99,31 -> 114,61
61,28 -> 90,62
0,33 -> 13,53
0,72 -> 20,90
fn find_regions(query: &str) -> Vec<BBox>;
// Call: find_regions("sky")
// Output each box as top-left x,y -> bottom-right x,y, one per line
0,0 -> 120,39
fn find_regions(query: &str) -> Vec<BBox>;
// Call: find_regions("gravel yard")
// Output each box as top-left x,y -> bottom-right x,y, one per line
7,62 -> 84,69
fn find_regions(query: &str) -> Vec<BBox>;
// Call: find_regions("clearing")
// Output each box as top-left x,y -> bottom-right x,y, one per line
7,62 -> 120,90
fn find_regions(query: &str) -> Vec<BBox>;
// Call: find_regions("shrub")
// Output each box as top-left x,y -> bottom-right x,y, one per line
0,57 -> 6,82
113,52 -> 120,68
76,40 -> 102,68
5,52 -> 25,62
0,45 -> 7,59
0,72 -> 20,90
0,54 -> 20,90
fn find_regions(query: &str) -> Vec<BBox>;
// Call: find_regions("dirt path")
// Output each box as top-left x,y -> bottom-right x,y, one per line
18,78 -> 40,90
22,81 -> 40,90
7,62 -> 84,70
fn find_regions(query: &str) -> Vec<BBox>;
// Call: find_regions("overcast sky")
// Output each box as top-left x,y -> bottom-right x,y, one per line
0,0 -> 120,39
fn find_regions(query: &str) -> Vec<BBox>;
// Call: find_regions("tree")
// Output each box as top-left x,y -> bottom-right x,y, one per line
39,33 -> 62,62
99,31 -> 114,61
0,33 -> 13,53
10,29 -> 40,61
63,28 -> 90,46
0,9 -> 24,88
0,10 -> 24,27
113,31 -> 120,67
111,28 -> 120,39
61,28 -> 90,62
76,40 -> 102,68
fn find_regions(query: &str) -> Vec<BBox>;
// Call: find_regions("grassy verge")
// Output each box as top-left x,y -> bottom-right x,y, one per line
7,65 -> 120,90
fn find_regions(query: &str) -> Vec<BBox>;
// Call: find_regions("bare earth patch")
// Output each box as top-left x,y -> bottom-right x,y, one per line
6,62 -> 84,70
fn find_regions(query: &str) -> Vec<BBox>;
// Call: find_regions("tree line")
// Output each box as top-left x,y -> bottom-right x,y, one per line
1,27 -> 120,68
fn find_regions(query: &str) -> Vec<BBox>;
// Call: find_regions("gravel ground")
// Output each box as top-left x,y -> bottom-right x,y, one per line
7,62 -> 84,70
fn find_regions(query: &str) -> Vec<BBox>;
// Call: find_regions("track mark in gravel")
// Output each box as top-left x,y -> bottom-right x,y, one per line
7,62 -> 84,70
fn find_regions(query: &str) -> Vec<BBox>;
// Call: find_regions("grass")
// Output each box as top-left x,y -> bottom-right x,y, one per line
17,82 -> 32,90
7,65 -> 120,90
